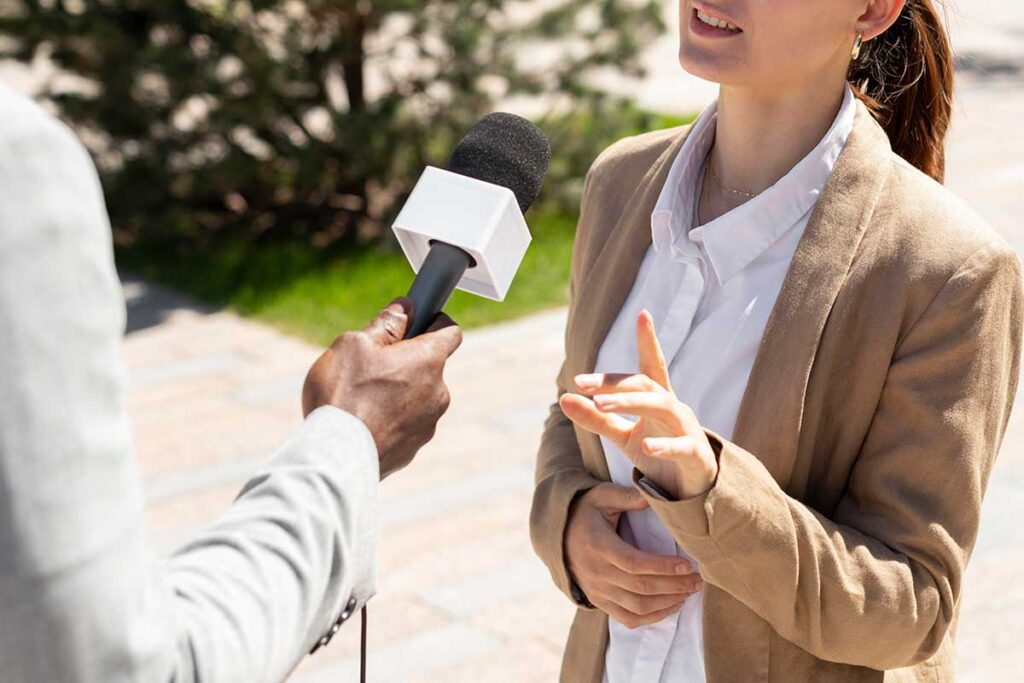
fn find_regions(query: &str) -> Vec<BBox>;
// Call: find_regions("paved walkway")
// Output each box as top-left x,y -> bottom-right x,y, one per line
117,6 -> 1024,681
124,282 -> 573,681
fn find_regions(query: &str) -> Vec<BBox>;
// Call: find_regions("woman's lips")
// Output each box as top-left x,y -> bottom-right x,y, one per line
690,7 -> 743,38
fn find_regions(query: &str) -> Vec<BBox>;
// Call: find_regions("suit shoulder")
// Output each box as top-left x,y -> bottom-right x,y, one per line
588,125 -> 690,185
881,153 -> 1014,274
579,124 -> 690,223
0,85 -> 107,248
0,84 -> 92,169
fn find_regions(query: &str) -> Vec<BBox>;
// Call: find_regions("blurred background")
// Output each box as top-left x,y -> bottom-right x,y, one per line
1,1 -> 1022,681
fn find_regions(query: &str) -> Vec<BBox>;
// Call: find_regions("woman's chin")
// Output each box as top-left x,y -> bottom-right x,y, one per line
677,44 -> 744,86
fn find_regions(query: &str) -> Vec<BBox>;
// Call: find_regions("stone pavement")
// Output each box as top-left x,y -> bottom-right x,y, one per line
124,285 -> 574,682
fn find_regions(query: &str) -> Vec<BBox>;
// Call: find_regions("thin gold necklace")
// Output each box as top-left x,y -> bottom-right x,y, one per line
697,155 -> 748,225
707,155 -> 757,200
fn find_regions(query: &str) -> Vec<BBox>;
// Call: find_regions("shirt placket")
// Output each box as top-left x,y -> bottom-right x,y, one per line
629,251 -> 706,683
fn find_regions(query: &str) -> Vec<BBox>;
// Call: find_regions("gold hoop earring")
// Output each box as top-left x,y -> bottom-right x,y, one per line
851,31 -> 864,60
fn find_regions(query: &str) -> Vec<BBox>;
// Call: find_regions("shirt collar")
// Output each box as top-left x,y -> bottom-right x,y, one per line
651,84 -> 857,284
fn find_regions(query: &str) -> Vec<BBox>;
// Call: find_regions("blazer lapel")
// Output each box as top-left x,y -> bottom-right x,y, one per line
731,102 -> 894,484
567,127 -> 693,479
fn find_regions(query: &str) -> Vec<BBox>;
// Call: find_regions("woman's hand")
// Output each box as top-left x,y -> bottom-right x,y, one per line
565,483 -> 703,628
561,310 -> 719,500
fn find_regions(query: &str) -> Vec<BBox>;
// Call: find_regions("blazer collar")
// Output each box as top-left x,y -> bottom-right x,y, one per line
731,100 -> 892,485
568,127 -> 692,478
569,100 -> 893,485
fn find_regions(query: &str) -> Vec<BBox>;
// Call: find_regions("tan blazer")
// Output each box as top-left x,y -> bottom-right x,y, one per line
530,100 -> 1024,682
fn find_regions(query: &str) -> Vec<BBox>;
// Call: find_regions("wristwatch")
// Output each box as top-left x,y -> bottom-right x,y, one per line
569,574 -> 596,609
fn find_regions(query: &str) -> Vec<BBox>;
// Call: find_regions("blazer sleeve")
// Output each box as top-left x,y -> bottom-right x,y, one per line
638,243 -> 1024,669
529,166 -> 604,604
0,91 -> 378,683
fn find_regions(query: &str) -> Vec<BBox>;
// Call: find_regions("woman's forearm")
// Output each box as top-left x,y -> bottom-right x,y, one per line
640,245 -> 1023,668
639,435 -> 953,669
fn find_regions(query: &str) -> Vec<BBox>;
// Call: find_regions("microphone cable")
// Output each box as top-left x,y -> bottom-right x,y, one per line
360,605 -> 368,683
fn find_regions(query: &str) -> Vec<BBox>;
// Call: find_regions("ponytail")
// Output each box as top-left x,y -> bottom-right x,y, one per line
848,0 -> 954,183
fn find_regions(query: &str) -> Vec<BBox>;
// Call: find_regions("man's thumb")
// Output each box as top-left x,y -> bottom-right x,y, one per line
364,298 -> 412,345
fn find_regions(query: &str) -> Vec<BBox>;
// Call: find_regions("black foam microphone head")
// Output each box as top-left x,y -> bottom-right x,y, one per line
446,112 -> 552,214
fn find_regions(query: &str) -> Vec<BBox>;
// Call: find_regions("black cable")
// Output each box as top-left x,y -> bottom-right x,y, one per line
360,605 -> 368,683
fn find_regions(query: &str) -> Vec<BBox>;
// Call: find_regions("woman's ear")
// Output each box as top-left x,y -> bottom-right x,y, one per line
857,0 -> 907,41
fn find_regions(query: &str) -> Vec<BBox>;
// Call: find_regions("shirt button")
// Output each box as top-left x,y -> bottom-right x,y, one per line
309,634 -> 330,655
340,597 -> 357,622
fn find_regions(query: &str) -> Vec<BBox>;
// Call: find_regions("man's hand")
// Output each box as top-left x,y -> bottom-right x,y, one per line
564,483 -> 703,629
302,298 -> 463,478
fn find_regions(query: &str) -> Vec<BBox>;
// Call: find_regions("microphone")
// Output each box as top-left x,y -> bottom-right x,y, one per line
392,112 -> 552,338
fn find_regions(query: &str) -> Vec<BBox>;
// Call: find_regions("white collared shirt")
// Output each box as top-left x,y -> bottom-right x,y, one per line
596,85 -> 857,683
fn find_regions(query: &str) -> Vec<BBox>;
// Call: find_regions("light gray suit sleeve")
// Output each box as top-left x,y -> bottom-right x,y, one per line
0,87 -> 379,682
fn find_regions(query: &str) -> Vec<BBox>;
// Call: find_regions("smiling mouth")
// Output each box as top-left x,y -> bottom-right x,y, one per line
694,8 -> 742,33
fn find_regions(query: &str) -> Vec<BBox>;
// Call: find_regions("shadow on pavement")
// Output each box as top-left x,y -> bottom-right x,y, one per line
121,274 -> 215,336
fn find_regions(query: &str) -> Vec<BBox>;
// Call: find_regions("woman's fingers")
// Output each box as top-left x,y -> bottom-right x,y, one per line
600,596 -> 689,630
573,372 -> 665,396
636,310 -> 672,391
559,393 -> 633,448
602,585 -> 693,617
600,531 -> 691,576
642,436 -> 701,461
607,565 -> 703,596
592,391 -> 686,432
585,482 -> 650,515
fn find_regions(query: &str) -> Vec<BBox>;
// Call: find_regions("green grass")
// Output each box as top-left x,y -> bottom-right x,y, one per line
117,209 -> 578,346
118,110 -> 697,345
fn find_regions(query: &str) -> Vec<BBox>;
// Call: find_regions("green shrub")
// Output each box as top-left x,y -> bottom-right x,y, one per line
1,0 -> 666,249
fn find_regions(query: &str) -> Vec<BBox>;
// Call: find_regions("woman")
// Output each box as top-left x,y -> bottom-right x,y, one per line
530,0 -> 1023,681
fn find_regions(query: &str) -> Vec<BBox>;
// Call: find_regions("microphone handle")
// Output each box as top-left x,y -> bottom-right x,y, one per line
405,242 -> 474,338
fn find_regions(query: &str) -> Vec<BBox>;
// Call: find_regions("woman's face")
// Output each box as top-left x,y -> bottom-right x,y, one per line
678,0 -> 864,92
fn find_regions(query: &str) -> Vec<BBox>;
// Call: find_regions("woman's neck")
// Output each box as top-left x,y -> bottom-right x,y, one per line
710,79 -> 848,195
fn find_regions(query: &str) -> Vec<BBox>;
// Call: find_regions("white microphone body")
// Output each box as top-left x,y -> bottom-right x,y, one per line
392,166 -> 533,336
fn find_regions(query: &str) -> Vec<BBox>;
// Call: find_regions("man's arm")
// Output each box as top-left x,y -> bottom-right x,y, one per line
0,87 -> 454,682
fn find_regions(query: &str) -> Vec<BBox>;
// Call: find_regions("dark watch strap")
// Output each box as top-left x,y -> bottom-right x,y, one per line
570,577 -> 596,609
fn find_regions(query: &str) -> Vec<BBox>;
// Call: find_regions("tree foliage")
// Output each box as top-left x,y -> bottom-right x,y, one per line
0,0 -> 664,248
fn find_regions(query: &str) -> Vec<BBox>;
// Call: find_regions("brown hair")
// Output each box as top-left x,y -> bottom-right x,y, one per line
847,0 -> 954,183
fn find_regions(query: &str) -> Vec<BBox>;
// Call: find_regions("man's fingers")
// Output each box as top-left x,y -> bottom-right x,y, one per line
426,312 -> 458,333
559,394 -> 633,448
410,317 -> 464,359
601,533 -> 691,576
573,373 -> 665,396
636,310 -> 672,391
363,298 -> 412,345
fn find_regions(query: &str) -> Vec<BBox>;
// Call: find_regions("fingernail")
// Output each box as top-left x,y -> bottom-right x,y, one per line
575,374 -> 600,390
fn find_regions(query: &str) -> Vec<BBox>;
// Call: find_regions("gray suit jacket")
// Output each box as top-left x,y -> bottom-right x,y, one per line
0,85 -> 379,681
